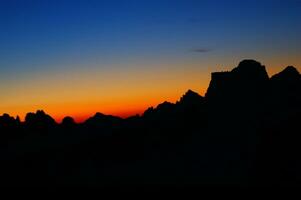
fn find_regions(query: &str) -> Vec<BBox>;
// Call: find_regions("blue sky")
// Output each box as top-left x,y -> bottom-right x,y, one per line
1,0 -> 300,73
0,0 -> 300,120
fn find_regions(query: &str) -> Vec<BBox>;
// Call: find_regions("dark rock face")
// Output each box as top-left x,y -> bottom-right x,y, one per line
205,71 -> 232,102
0,113 -> 18,126
206,60 -> 269,102
62,116 -> 76,128
231,60 -> 269,81
269,66 -> 301,117
270,66 -> 301,103
24,110 -> 56,130
203,60 -> 271,182
271,66 -> 300,82
178,89 -> 204,105
0,59 -> 300,187
84,112 -> 122,125
255,67 -> 301,185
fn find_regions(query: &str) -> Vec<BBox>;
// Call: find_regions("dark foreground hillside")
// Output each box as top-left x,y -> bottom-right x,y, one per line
0,60 -> 300,187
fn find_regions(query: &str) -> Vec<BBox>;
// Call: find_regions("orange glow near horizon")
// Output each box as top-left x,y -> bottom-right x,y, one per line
0,60 -> 212,123
0,58 -> 299,123
1,92 -> 186,123
1,0 -> 301,125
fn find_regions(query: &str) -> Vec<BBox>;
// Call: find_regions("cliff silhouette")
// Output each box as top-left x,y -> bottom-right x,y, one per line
0,59 -> 300,187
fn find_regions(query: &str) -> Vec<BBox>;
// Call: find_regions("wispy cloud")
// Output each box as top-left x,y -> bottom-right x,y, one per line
190,48 -> 212,53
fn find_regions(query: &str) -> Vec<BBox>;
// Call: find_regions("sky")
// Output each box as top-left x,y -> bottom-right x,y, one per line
0,0 -> 300,122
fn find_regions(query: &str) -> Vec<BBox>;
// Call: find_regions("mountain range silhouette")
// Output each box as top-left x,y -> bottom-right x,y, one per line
0,59 -> 300,187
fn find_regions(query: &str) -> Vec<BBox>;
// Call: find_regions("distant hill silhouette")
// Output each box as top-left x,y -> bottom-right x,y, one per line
0,59 -> 300,187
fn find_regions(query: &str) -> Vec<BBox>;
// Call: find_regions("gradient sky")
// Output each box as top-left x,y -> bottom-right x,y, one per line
0,0 -> 301,122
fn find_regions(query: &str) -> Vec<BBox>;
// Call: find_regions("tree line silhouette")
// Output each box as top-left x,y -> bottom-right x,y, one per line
0,59 -> 300,187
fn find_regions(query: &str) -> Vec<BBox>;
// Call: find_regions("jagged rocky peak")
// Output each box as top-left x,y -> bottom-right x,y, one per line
93,112 -> 106,119
283,66 -> 299,74
36,110 -> 47,116
181,90 -> 203,99
0,113 -> 17,125
27,110 -> 53,120
143,107 -> 154,116
1,113 -> 12,119
84,112 -> 122,126
88,112 -> 120,121
205,60 -> 269,99
24,110 -> 56,127
178,90 -> 204,105
143,102 -> 175,118
231,59 -> 269,81
271,66 -> 300,81
156,101 -> 175,111
62,116 -> 75,126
